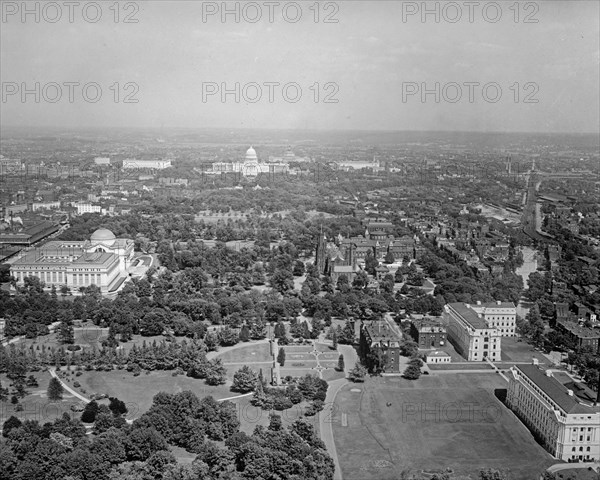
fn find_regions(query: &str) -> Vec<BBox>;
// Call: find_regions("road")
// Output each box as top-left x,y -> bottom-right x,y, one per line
317,343 -> 357,480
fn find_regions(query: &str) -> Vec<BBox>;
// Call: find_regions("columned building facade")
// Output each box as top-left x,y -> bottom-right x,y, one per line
10,229 -> 134,294
507,364 -> 600,462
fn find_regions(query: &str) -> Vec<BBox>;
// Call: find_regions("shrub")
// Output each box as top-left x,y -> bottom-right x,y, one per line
273,396 -> 293,411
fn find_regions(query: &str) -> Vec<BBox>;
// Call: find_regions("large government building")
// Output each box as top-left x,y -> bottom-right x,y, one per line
10,229 -> 134,294
208,147 -> 288,177
507,363 -> 600,462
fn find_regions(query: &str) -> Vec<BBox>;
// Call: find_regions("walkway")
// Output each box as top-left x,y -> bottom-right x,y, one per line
547,461 -> 600,474
316,342 -> 357,480
48,368 -> 90,404
320,377 -> 347,480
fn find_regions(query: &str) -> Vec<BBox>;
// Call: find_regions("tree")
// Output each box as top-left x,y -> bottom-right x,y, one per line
479,469 -> 509,480
239,324 -> 250,342
337,354 -> 345,372
526,304 -> 544,346
403,364 -> 421,380
338,320 -> 355,344
349,364 -> 367,382
332,332 -> 338,350
337,274 -> 350,293
108,397 -> 128,416
277,347 -> 286,366
218,326 -> 239,347
270,269 -> 294,294
2,415 -> 22,437
47,377 -> 64,401
367,348 -> 389,374
268,413 -> 283,431
205,359 -> 227,385
231,366 -> 257,393
365,251 -> 378,275
81,400 -> 99,423
293,260 -> 305,277
384,251 -> 395,264
57,321 -> 74,345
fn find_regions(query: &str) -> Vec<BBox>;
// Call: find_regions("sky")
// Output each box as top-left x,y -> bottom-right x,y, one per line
1,0 -> 599,133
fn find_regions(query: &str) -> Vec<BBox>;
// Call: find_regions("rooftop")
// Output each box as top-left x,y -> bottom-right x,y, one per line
558,320 -> 600,339
447,303 -> 489,329
516,364 -> 599,415
363,321 -> 402,343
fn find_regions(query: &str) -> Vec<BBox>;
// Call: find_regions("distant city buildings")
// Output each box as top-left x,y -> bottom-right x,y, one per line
208,146 -> 288,177
94,157 -> 111,165
122,159 -> 172,170
73,202 -> 103,215
507,363 -> 600,462
0,158 -> 24,175
10,228 -> 134,294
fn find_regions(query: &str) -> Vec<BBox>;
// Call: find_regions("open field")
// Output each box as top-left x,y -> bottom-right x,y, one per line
501,337 -> 548,364
333,374 -> 555,479
1,371 -> 81,426
216,342 -> 272,363
74,370 -> 233,418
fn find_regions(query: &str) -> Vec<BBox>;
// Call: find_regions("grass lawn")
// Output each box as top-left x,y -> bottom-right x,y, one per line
322,369 -> 345,382
1,371 -> 81,426
215,342 -> 272,363
333,374 -> 555,479
501,337 -> 548,364
74,370 -> 234,419
227,394 -> 321,436
279,368 -> 316,378
286,352 -> 316,361
316,342 -> 335,353
284,345 -> 316,353
428,363 -> 495,371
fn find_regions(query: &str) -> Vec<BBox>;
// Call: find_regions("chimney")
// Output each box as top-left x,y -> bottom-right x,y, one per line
545,370 -> 553,377
596,371 -> 600,405
477,300 -> 482,305
567,390 -> 574,397
497,300 -> 501,305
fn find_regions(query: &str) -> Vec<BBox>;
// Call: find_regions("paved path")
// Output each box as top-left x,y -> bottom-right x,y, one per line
48,368 -> 90,404
315,343 -> 358,480
217,392 -> 254,402
320,377 -> 347,480
547,462 -> 600,474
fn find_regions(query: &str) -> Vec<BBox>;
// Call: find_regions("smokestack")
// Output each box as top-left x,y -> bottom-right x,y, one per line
596,370 -> 600,405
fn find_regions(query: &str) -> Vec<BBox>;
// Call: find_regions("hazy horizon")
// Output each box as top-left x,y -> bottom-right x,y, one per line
2,1 -> 599,133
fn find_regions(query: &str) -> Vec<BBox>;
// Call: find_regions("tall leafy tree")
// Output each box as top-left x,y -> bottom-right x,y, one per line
47,377 -> 64,401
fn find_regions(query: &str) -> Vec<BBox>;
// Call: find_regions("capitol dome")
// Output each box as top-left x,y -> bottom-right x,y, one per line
245,146 -> 257,162
90,228 -> 116,246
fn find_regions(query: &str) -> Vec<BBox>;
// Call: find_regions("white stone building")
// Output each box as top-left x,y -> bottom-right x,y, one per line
10,229 -> 134,294
444,302 -> 502,361
507,363 -> 600,462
